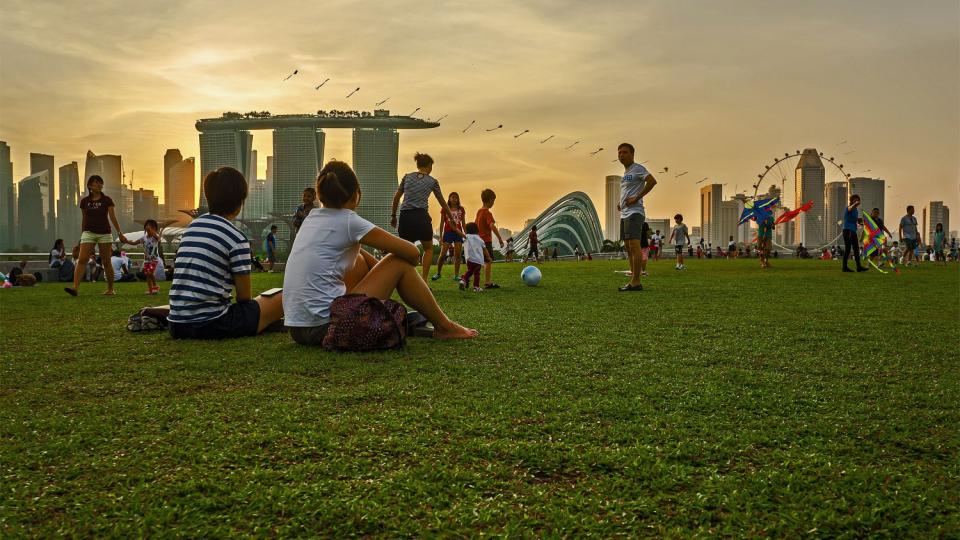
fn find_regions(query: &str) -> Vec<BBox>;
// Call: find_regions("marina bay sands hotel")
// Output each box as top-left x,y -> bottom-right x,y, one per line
195,110 -> 438,230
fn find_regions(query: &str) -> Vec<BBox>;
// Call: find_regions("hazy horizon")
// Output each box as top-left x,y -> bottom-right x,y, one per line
2,0 -> 958,232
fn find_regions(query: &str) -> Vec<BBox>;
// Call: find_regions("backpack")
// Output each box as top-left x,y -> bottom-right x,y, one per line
322,294 -> 407,351
126,307 -> 169,332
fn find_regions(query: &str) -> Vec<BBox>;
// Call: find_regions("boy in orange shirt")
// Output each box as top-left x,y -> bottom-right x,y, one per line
475,189 -> 505,289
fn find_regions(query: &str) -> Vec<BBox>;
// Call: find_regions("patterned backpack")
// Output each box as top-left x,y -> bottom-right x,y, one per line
322,294 -> 408,351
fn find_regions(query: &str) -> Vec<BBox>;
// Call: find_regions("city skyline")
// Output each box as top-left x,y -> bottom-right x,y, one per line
1,0 -> 958,232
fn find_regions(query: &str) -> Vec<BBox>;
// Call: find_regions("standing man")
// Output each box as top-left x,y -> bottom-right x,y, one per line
898,205 -> 922,266
616,143 -> 658,291
841,195 -> 868,272
265,225 -> 278,272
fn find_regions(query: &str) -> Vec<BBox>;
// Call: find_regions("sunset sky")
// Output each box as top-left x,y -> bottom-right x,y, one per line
2,0 -> 958,231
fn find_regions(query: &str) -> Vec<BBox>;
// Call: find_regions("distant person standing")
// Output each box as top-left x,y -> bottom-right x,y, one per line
842,195 -> 868,272
615,143 -> 658,291
293,187 -> 317,231
64,175 -> 130,296
433,192 -> 466,281
669,214 -> 689,270
504,237 -> 516,263
475,189 -> 504,289
265,225 -> 278,272
727,236 -> 737,259
551,245 -> 558,261
933,223 -> 946,264
757,212 -> 774,268
526,225 -> 540,262
898,205 -> 922,266
390,153 -> 454,281
651,230 -> 662,261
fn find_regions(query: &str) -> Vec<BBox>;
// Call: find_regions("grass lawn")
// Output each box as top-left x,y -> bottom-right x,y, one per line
1,258 -> 958,537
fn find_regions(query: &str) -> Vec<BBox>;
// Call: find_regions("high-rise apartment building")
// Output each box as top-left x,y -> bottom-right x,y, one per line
847,177 -> 885,219
824,181 -> 848,243
604,175 -> 621,241
794,148 -> 825,247
272,127 -> 325,216
0,141 -> 13,248
17,171 -> 50,249
30,153 -> 56,241
352,128 -> 399,231
198,130 -> 253,210
163,149 -> 183,211
84,151 -> 130,228
133,188 -> 159,222
57,162 -> 82,243
700,183 -> 723,247
167,157 -> 196,222
718,201 -> 740,247
928,201 -> 950,245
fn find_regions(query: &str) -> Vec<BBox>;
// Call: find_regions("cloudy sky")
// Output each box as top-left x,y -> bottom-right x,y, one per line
2,0 -> 958,231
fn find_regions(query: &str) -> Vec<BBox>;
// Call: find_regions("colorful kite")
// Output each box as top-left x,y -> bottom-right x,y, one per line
738,197 -> 780,226
774,200 -> 814,225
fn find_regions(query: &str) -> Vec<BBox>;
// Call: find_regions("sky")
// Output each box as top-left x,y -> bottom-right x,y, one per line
1,0 -> 958,232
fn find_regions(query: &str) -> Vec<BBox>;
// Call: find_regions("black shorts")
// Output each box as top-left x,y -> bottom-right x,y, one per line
484,242 -> 495,262
528,246 -> 539,257
169,300 -> 260,340
398,209 -> 434,243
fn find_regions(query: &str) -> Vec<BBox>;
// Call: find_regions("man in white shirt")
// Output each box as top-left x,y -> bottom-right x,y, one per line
898,205 -> 922,266
616,143 -> 658,291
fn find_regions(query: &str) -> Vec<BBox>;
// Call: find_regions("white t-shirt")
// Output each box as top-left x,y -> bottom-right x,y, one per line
671,224 -> 688,246
111,255 -> 126,275
464,234 -> 485,265
619,162 -> 651,218
282,207 -> 376,327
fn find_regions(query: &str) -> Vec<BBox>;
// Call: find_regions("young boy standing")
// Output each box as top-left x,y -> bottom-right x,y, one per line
668,214 -> 690,270
459,222 -> 489,292
476,189 -> 504,289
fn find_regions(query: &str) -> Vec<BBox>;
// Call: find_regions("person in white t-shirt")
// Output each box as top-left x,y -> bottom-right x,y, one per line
283,161 -> 478,345
668,214 -> 690,270
459,222 -> 489,292
616,143 -> 658,291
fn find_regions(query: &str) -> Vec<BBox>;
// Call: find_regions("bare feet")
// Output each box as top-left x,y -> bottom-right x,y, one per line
103,289 -> 116,296
433,321 -> 479,340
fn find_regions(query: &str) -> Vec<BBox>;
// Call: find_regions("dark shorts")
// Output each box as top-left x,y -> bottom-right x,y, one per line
529,246 -> 539,257
398,209 -> 434,243
442,231 -> 462,244
904,238 -> 918,251
266,250 -> 276,262
169,300 -> 260,340
484,242 -> 495,262
289,324 -> 331,346
620,214 -> 646,241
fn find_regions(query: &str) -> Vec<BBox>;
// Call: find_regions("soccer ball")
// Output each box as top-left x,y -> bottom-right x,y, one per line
521,265 -> 542,287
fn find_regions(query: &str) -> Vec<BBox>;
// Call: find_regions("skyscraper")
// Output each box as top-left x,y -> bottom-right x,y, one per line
163,148 -> 183,212
928,201 -> 950,245
604,175 -> 621,241
700,183 -> 723,247
198,130 -> 253,210
17,171 -> 50,249
794,148 -> 825,247
133,188 -> 159,222
57,162 -> 82,243
0,141 -> 13,249
30,153 -> 56,242
272,127 -> 325,216
352,128 -> 399,230
824,181 -> 848,243
730,193 -> 751,243
167,157 -> 196,222
847,177 -> 885,218
719,201 -> 740,247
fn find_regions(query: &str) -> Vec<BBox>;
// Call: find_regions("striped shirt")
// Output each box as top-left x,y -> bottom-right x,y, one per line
168,214 -> 252,324
398,172 -> 442,211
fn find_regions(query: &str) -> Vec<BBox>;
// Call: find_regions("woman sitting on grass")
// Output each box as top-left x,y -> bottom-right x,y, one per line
165,167 -> 284,339
282,161 -> 478,346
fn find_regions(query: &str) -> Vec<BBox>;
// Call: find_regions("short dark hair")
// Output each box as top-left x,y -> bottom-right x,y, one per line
872,207 -> 880,213
414,152 -> 434,168
303,187 -> 316,196
674,213 -> 683,221
144,219 -> 158,231
850,194 -> 861,203
465,222 -> 479,235
316,160 -> 360,208
618,143 -> 635,153
907,205 -> 914,212
481,189 -> 496,205
203,167 -> 248,216
270,225 -> 278,231
87,175 -> 103,188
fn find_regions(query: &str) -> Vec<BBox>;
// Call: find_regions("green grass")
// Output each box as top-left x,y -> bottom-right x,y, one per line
2,259 -> 958,537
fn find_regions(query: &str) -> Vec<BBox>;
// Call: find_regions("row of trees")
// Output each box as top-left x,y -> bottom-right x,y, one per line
315,110 -> 374,118
221,111 -> 272,119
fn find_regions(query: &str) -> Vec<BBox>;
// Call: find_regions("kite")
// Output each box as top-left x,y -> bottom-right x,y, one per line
376,97 -> 390,106
675,171 -> 689,178
462,120 -> 476,133
485,124 -> 503,132
346,87 -> 359,98
283,69 -> 299,81
540,135 -> 554,144
514,129 -> 529,138
589,147 -> 604,155
435,114 -> 448,122
314,78 -> 330,89
564,141 -> 580,150
610,159 -> 618,163
696,177 -> 707,184
738,197 -> 780,226
409,107 -> 420,116
774,200 -> 813,225
861,212 -> 885,258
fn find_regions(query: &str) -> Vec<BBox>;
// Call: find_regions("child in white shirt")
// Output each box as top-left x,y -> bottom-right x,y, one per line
460,222 -> 489,292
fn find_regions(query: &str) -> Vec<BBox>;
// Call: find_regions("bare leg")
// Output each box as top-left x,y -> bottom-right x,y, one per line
626,239 -> 642,286
420,240 -> 433,281
351,254 -> 477,339
254,293 -> 284,333
453,242 -> 462,277
484,260 -> 492,286
70,243 -> 96,292
343,251 -> 372,291
99,243 -> 116,294
435,242 -> 449,276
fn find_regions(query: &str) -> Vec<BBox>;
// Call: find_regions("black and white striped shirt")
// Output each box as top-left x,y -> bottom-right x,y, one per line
168,214 -> 252,324
398,172 -> 442,211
